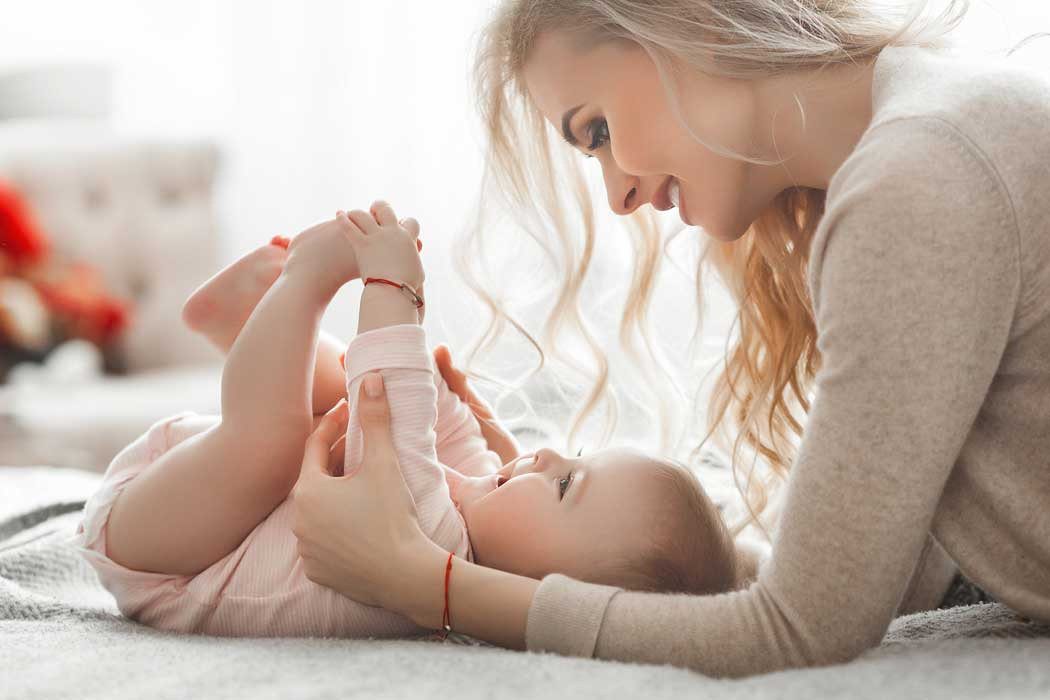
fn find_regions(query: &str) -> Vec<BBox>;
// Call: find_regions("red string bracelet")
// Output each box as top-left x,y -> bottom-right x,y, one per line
363,277 -> 424,309
439,551 -> 454,640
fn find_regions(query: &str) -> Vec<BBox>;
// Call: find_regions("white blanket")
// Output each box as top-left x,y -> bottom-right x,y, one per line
2,466 -> 1049,700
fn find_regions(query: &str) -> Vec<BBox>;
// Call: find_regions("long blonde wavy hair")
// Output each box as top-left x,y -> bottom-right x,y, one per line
456,0 -> 1033,543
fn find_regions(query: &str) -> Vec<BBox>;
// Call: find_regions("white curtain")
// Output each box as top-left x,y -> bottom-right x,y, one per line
0,0 -> 1046,445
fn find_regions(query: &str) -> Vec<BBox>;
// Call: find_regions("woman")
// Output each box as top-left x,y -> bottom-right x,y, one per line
290,0 -> 1050,678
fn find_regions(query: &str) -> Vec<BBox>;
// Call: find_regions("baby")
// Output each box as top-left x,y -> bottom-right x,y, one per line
72,203 -> 742,638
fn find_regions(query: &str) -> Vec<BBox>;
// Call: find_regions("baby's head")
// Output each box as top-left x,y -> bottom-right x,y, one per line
454,447 -> 738,595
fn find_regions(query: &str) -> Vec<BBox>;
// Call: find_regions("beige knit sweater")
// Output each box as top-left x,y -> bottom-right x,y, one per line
525,44 -> 1050,678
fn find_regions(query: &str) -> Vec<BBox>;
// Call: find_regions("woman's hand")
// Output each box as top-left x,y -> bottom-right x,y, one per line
433,345 -> 521,465
290,376 -> 441,614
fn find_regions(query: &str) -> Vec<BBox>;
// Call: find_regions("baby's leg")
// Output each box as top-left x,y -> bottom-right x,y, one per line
182,238 -> 350,414
107,261 -> 339,577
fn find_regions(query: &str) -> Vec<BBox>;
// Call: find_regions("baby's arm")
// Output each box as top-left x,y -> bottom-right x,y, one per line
343,326 -> 470,555
339,204 -> 469,553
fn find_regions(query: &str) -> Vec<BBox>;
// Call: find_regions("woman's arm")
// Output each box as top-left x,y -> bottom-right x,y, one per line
394,537 -> 538,649
523,118 -> 1021,676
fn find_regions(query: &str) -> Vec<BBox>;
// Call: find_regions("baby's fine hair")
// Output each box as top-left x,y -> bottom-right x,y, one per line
595,457 -> 739,596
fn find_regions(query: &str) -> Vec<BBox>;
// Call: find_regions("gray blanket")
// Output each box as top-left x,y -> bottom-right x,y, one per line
2,466 -> 1049,700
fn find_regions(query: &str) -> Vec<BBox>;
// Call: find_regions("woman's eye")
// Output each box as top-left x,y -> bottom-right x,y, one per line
586,118 -> 609,152
558,473 -> 574,500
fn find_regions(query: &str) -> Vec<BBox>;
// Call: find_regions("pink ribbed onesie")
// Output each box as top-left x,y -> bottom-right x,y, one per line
71,324 -> 502,637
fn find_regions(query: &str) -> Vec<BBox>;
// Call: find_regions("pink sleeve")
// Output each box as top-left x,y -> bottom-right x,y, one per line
433,373 -> 504,477
343,324 -> 470,558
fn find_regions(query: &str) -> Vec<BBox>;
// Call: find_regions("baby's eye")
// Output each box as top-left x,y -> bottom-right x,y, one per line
558,473 -> 574,500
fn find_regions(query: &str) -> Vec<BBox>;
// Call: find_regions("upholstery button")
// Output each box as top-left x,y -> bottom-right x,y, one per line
128,275 -> 149,300
83,185 -> 107,210
158,185 -> 182,206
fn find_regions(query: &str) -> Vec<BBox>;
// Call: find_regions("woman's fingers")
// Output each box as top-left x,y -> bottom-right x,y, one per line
327,434 -> 347,477
300,399 -> 349,480
354,373 -> 398,473
433,344 -> 462,385
433,345 -> 521,464
434,345 -> 487,417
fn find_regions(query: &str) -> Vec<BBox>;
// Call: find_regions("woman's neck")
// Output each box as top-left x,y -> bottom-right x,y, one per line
754,55 -> 879,192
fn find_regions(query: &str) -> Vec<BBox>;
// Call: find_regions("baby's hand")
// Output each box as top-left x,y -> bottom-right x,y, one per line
283,216 -> 361,296
340,200 -> 424,291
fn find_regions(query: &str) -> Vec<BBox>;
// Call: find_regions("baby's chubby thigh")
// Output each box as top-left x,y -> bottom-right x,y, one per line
186,496 -> 407,638
173,496 -> 307,635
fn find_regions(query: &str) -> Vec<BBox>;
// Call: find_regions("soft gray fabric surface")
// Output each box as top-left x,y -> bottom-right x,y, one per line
2,466 -> 1049,700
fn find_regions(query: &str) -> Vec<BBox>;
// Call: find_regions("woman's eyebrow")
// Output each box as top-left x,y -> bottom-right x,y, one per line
561,104 -> 585,146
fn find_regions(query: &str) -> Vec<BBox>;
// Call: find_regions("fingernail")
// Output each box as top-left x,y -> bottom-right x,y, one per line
363,373 -> 384,397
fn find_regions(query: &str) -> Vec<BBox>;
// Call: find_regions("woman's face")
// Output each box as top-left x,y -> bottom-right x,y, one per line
522,30 -> 777,242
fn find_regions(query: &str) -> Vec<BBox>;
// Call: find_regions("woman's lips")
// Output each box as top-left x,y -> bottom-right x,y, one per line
654,177 -> 692,226
653,176 -> 676,211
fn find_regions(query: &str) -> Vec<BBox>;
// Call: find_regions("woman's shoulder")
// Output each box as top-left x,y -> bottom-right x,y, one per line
812,45 -> 1048,318
862,45 -> 1050,216
819,45 -> 1049,245
872,44 -> 1050,139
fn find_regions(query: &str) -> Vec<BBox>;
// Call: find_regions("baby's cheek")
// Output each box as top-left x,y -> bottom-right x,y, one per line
471,500 -> 549,576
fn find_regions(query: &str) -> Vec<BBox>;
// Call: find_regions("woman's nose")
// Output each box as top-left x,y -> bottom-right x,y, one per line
600,159 -> 641,215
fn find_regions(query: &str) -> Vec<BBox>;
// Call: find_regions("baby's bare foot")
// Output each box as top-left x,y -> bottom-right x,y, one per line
182,239 -> 289,352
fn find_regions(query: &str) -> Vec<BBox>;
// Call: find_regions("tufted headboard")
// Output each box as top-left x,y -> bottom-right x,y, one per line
0,126 -> 224,372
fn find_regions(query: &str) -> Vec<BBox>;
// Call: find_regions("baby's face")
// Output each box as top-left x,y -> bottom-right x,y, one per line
454,447 -> 670,581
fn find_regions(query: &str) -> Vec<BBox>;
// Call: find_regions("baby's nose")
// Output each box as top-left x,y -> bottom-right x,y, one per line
533,447 -> 563,471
